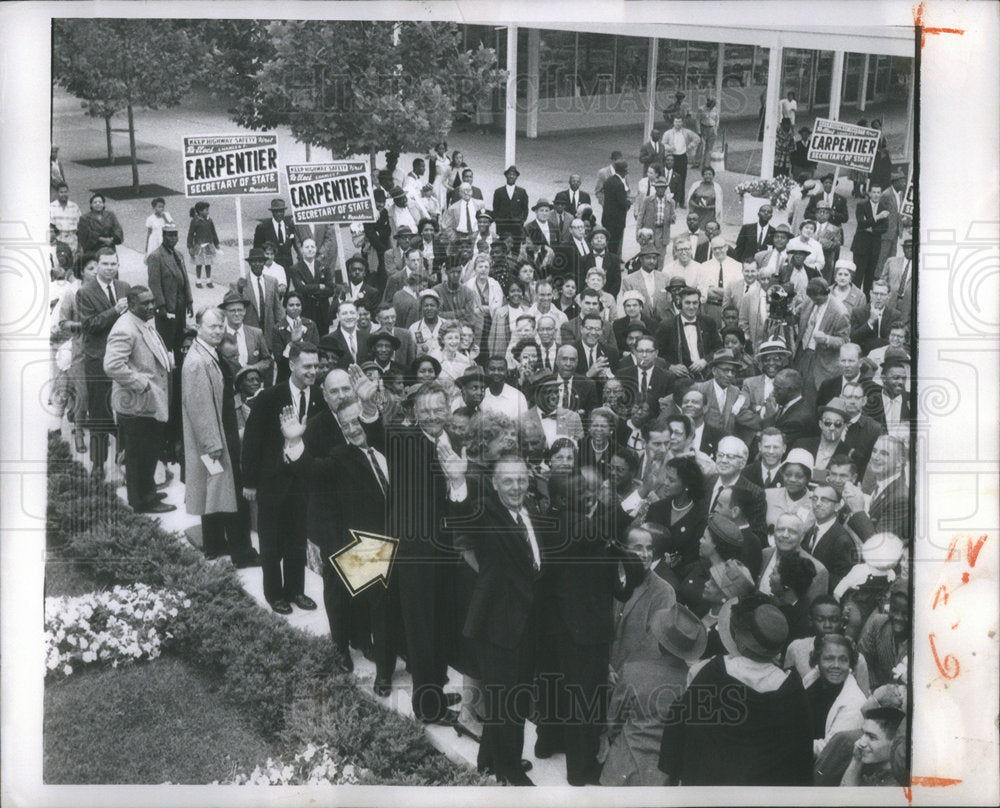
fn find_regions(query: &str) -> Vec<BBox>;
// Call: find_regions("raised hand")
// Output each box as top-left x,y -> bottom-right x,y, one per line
279,404 -> 306,441
348,363 -> 378,405
437,441 -> 468,483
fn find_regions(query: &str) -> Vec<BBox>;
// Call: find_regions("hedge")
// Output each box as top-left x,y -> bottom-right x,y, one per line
46,434 -> 492,786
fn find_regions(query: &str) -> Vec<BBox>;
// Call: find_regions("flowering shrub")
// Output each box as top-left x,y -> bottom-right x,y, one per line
735,176 -> 799,210
45,583 -> 191,678
225,743 -> 368,785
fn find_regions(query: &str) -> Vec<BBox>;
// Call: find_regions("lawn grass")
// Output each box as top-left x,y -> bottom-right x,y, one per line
44,655 -> 276,784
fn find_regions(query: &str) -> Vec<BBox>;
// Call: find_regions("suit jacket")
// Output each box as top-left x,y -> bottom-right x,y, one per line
619,269 -> 669,325
880,255 -> 913,321
865,389 -> 912,434
797,296 -> 851,385
520,406 -> 584,444
639,139 -> 668,172
697,422 -> 724,457
241,380 -> 324,506
103,311 -> 171,421
326,327 -> 370,369
561,315 -> 614,346
734,221 -> 775,263
369,325 -> 417,369
574,339 -> 621,377
846,474 -> 910,542
766,397 -> 820,447
850,199 -> 888,256
233,273 -> 284,346
447,184 -> 484,205
443,197 -> 486,240
492,184 -> 530,237
610,572 -> 676,672
294,222 -> 338,271
877,189 -> 905,252
253,215 -> 300,268
759,546 -> 829,605
817,374 -> 880,408
553,374 -> 599,414
580,251 -> 623,297
553,188 -> 591,215
842,413 -> 883,477
228,324 -> 272,376
737,284 -> 770,351
616,364 -> 673,414
850,304 -> 903,353
704,473 -> 769,543
78,278 -> 132,361
805,193 -> 849,226
271,317 -> 320,380
655,314 -> 721,369
594,165 -> 614,206
804,521 -> 858,592
145,245 -> 192,313
287,259 -> 337,319
723,279 -> 756,313
740,373 -> 780,423
691,379 -> 759,444
445,479 -> 556,649
341,281 -> 382,317
601,174 -> 631,230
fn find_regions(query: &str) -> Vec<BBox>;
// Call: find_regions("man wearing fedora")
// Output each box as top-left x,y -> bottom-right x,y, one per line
232,248 -> 284,349
792,397 -> 852,475
813,200 -> 845,280
875,168 -> 910,274
253,198 -> 300,271
658,596 -> 812,785
520,369 -> 584,447
635,175 -> 674,262
220,289 -> 273,384
492,165 -> 530,248
805,172 -> 849,226
145,221 -> 193,366
601,159 -> 632,258
366,329 -> 405,378
796,277 -> 851,393
879,234 -> 913,325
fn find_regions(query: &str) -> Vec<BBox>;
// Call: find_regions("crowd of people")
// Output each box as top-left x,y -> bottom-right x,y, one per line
48,116 -> 914,788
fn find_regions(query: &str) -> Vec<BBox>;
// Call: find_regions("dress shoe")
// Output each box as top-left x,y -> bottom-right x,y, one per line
154,491 -> 168,501
203,552 -> 224,561
360,643 -> 376,662
444,692 -> 462,707
520,759 -> 533,772
421,708 -> 460,726
136,501 -> 176,514
270,599 -> 292,615
373,678 -> 392,697
291,594 -> 317,610
234,552 -> 262,569
533,738 -> 564,759
206,281 -> 214,288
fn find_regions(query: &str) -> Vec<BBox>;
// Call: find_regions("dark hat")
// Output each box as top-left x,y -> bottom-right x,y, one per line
650,604 -> 707,663
883,346 -> 911,368
667,275 -> 687,289
456,366 -> 487,387
722,601 -> 789,662
902,233 -> 913,245
890,167 -> 907,181
806,277 -> 831,296
819,396 -> 850,422
220,290 -> 246,309
651,176 -> 669,188
389,185 -> 408,200
367,330 -> 401,351
613,159 -> 629,174
268,198 -> 287,211
709,348 -> 742,368
504,165 -> 520,177
528,369 -> 558,390
531,198 -> 553,211
709,560 -> 756,599
373,188 -> 386,203
317,334 -> 345,357
345,254 -> 368,272
394,226 -> 415,239
624,321 -> 650,337
245,247 -> 266,262
234,365 -> 262,387
410,354 -> 441,377
639,243 -> 661,257
476,210 -> 494,223
820,172 -> 835,183
591,226 -> 610,239
674,91 -> 686,99
706,514 -> 744,549
360,361 -> 382,375
773,224 -> 793,236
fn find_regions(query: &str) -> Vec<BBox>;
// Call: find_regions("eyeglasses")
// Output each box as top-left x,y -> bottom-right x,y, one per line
716,452 -> 747,461
820,420 -> 844,428
810,494 -> 840,504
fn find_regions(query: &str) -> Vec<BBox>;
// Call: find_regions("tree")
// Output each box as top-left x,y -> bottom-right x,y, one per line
213,21 -> 504,166
52,20 -> 203,190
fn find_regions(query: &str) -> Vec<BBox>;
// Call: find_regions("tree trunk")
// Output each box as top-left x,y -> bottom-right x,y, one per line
369,145 -> 378,171
305,141 -> 312,162
104,114 -> 114,162
127,102 -> 139,190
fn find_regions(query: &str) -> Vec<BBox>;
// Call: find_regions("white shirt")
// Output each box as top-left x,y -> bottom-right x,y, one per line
712,380 -> 727,414
537,342 -> 558,370
640,270 -> 658,301
481,384 -> 528,421
289,378 -> 311,421
364,445 -> 389,485
505,184 -> 517,199
227,325 -> 249,365
537,220 -> 551,243
340,327 -> 359,359
760,460 -> 781,487
664,128 -> 689,155
762,375 -> 775,403
692,421 -> 705,453
410,318 -> 443,345
882,392 -> 903,431
680,317 -> 701,363
805,300 -> 829,351
538,412 -> 559,447
509,506 -> 541,569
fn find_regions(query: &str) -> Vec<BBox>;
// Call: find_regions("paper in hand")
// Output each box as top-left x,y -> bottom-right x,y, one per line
200,454 -> 225,476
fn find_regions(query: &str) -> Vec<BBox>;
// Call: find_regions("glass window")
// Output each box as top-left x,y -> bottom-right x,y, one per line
577,32 -> 615,96
615,36 -> 648,94
538,30 -> 578,99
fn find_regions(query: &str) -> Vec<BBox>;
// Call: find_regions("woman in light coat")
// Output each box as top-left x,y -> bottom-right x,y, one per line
803,634 -> 867,757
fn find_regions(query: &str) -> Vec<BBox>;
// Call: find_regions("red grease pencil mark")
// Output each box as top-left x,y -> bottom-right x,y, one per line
928,633 -> 960,679
946,534 -> 988,567
903,776 -> 963,805
913,1 -> 966,48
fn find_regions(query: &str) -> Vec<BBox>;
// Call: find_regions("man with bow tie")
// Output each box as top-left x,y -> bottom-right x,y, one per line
655,286 -> 721,380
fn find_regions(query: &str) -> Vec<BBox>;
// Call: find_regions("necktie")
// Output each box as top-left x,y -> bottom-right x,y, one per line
515,512 -> 539,571
298,388 -> 307,422
257,277 -> 265,314
107,284 -> 116,306
803,309 -> 818,349
543,349 -> 551,370
898,261 -> 910,300
464,202 -> 473,233
640,370 -> 648,396
764,468 -> 774,487
709,485 -> 722,513
563,379 -> 570,408
367,448 -> 389,496
718,262 -> 725,287
588,348 -> 596,368
572,191 -> 577,209
802,528 -> 816,554
349,331 -> 356,358
277,220 -> 284,243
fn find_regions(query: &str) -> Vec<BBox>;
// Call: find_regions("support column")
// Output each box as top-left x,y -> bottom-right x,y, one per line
829,50 -> 845,121
505,24 -> 517,167
645,37 -> 659,136
526,28 -> 540,139
760,42 -> 783,179
858,53 -> 870,111
715,42 -> 725,103
903,62 -> 914,160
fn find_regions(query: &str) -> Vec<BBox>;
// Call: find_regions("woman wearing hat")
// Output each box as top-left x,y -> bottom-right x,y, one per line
802,634 -> 867,757
765,447 -> 816,531
828,259 -> 867,314
675,514 -> 746,617
579,266 -> 617,322
700,560 -> 756,656
600,604 -> 703,787
658,595 -> 813,785
685,166 -> 723,230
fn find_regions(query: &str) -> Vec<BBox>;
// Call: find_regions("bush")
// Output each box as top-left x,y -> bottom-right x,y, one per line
47,437 -> 479,785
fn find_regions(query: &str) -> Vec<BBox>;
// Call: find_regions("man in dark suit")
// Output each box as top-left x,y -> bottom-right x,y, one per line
77,247 -> 131,478
802,482 -> 857,591
232,248 -> 284,347
639,128 -> 666,173
704,435 -> 769,542
865,350 -> 911,435
325,300 -> 370,369
524,198 -> 564,252
574,313 -> 621,379
553,173 -> 591,215
338,254 -> 381,316
253,198 -> 301,271
616,334 -> 672,413
817,342 -> 877,407
840,380 -> 883,477
554,344 -> 599,413
440,450 -> 556,785
601,159 -> 631,258
850,280 -> 903,353
579,226 -> 623,297
655,287 -> 721,379
765,368 -> 820,447
842,435 -> 910,542
287,236 -> 337,334
850,185 -> 889,295
294,221 -> 338,276
804,173 -> 849,226
241,341 -> 323,615
146,222 -> 192,363
492,165 -> 530,247
221,291 -> 273,383
387,383 -> 462,725
675,385 -> 724,456
734,204 -> 775,263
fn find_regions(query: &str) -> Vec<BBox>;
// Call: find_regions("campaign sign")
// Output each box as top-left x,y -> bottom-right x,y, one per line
183,134 -> 279,196
807,118 -> 881,173
901,181 -> 914,217
286,161 -> 376,224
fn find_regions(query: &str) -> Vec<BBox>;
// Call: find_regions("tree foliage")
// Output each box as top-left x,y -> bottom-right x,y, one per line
213,21 -> 504,160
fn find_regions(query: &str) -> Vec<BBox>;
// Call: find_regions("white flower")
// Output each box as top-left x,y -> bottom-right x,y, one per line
62,664 -> 73,676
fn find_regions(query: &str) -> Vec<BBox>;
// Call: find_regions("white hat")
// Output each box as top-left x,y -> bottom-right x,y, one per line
834,259 -> 857,273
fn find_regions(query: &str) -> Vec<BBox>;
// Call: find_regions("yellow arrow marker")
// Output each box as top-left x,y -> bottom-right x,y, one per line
329,530 -> 399,596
